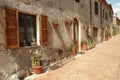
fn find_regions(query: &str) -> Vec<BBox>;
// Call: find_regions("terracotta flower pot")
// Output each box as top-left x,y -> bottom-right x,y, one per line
82,44 -> 87,51
69,21 -> 72,26
64,21 -> 69,27
70,47 -> 76,57
53,23 -> 59,29
105,37 -> 110,41
32,66 -> 43,74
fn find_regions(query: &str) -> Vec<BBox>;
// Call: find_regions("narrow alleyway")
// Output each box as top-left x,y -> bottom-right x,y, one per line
33,34 -> 120,80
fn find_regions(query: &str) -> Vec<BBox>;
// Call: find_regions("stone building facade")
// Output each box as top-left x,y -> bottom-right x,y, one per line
113,16 -> 120,34
0,0 -> 113,80
0,0 -> 82,79
89,0 -> 113,43
100,0 -> 113,41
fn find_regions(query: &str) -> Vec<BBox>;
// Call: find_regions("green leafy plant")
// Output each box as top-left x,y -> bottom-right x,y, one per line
69,43 -> 74,52
81,40 -> 87,44
29,50 -> 43,67
106,32 -> 111,37
87,41 -> 92,46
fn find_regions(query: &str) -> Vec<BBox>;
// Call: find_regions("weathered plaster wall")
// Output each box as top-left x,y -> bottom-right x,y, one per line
78,0 -> 91,25
90,0 -> 102,43
91,0 -> 101,28
0,0 -> 112,79
0,0 -> 82,80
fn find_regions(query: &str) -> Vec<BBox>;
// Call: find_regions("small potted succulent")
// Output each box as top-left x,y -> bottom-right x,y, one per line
29,49 -> 43,74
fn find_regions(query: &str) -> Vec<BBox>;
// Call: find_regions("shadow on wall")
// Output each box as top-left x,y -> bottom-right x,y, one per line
10,48 -> 32,70
55,27 -> 66,48
66,26 -> 73,42
81,26 -> 87,40
41,23 -> 54,57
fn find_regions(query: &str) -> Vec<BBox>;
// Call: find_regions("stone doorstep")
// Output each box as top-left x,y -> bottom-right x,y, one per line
24,54 -> 82,80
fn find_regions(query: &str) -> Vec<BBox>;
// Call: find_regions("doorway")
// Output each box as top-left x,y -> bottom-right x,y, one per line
93,27 -> 98,43
73,18 -> 79,52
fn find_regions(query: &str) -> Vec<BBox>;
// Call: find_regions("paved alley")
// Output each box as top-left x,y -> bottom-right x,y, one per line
34,34 -> 120,80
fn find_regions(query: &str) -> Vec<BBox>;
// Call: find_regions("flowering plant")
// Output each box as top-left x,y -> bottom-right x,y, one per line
29,49 -> 43,67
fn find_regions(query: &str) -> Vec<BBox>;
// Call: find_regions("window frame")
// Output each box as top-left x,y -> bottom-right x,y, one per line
18,12 -> 37,47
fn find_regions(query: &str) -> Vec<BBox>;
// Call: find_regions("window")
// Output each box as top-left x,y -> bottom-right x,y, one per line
105,12 -> 108,20
18,13 -> 36,47
75,0 -> 80,3
4,7 -> 49,49
95,1 -> 98,15
109,11 -> 112,18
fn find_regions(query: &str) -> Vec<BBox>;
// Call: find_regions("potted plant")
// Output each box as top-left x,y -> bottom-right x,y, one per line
87,41 -> 92,50
29,49 -> 43,74
64,18 -> 69,27
105,31 -> 111,41
92,42 -> 96,48
52,20 -> 59,29
69,43 -> 76,57
81,40 -> 87,51
64,18 -> 72,27
87,41 -> 96,49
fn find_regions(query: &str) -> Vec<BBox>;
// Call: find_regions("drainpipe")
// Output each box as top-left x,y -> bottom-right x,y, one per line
36,15 -> 40,45
78,23 -> 82,52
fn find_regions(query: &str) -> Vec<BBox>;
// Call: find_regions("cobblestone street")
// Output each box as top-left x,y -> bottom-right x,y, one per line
34,34 -> 120,80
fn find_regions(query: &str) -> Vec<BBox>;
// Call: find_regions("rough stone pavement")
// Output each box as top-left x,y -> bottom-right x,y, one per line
34,34 -> 120,80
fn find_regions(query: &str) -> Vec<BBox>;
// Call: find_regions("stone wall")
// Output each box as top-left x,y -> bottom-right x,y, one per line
0,0 -> 83,80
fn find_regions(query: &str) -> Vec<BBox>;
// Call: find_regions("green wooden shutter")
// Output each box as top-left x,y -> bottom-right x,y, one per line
4,7 -> 19,49
40,15 -> 49,46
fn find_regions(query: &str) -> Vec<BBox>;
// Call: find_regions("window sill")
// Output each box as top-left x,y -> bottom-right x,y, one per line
20,45 -> 41,49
